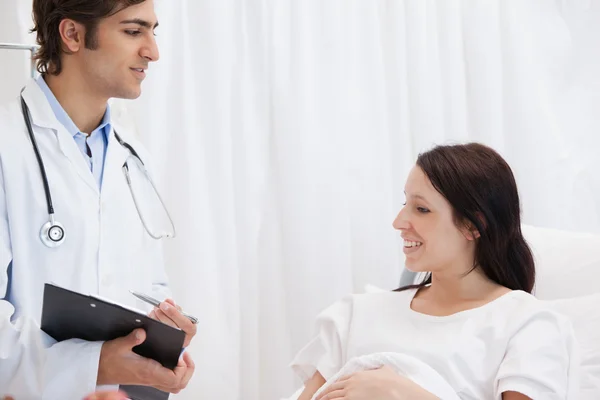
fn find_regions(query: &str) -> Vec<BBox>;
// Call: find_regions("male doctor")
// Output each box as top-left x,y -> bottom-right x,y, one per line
0,0 -> 196,398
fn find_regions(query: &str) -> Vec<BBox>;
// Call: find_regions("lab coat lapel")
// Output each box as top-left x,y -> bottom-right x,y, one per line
21,80 -> 99,196
54,127 -> 99,196
101,125 -> 130,200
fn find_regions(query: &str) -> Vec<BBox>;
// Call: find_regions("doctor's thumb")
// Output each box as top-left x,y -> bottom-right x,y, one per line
123,328 -> 146,348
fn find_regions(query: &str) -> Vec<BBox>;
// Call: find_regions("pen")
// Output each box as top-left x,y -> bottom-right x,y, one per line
130,290 -> 198,325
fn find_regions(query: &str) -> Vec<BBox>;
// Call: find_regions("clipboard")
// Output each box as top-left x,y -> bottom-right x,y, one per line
40,283 -> 186,400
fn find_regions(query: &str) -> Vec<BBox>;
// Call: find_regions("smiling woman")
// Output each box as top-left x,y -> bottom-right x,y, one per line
394,143 -> 535,294
292,143 -> 579,400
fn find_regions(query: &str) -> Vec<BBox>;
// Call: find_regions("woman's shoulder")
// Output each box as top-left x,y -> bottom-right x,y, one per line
496,290 -> 563,315
490,290 -> 574,335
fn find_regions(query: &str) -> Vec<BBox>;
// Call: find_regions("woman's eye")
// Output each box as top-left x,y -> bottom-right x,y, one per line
417,207 -> 430,213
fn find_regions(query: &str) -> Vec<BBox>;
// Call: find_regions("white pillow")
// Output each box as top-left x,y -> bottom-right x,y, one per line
545,293 -> 600,399
522,225 -> 600,300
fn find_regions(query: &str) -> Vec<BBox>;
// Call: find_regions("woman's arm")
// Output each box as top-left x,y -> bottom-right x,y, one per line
298,371 -> 327,400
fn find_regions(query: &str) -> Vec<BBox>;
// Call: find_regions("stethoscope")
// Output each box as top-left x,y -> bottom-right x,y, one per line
20,94 -> 176,248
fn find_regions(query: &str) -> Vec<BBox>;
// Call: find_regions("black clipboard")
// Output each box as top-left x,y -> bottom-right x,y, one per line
40,283 -> 186,400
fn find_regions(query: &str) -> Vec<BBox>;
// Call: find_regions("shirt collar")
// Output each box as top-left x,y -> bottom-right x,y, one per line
36,75 -> 112,138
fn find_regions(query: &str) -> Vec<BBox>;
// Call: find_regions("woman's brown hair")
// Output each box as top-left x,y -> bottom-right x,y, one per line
396,143 -> 535,293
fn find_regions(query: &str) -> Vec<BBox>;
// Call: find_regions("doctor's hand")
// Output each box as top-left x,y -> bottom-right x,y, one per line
97,328 -> 195,393
149,298 -> 197,347
314,366 -> 439,400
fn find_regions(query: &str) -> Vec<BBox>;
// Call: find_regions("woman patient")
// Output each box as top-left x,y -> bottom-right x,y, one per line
292,143 -> 579,400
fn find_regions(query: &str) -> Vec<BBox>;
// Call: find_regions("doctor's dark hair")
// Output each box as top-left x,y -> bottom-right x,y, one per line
395,143 -> 536,293
31,0 -> 146,75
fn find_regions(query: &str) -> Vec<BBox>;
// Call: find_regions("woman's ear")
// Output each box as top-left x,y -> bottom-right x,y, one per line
462,213 -> 485,241
461,222 -> 480,241
464,226 -> 481,241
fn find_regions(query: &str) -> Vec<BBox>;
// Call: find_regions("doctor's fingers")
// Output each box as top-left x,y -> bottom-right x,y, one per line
118,328 -> 146,350
154,305 -> 197,344
163,298 -> 181,310
151,352 -> 195,393
179,351 -> 196,389
154,309 -> 197,347
97,330 -> 149,385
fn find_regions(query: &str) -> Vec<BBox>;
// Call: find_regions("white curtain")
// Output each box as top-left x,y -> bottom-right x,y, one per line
1,1 -> 599,399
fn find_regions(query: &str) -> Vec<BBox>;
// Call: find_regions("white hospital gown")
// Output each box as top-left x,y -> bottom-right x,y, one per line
290,289 -> 580,399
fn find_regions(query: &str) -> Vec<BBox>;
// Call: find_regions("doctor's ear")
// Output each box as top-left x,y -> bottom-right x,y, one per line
58,19 -> 86,53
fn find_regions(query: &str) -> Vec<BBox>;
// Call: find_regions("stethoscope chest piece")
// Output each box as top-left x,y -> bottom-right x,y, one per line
40,218 -> 65,248
20,90 -> 175,247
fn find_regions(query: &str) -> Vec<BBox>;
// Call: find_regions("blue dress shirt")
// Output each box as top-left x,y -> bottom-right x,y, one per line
36,76 -> 111,190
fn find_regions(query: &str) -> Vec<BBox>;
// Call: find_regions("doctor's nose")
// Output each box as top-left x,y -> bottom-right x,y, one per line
141,36 -> 160,62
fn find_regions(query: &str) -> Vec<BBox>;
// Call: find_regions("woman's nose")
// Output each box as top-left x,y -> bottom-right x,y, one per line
392,208 -> 410,230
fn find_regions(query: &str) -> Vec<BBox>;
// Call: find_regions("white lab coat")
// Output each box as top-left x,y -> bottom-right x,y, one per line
0,79 -> 171,399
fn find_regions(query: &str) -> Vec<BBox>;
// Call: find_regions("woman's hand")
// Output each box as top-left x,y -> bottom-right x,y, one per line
315,366 -> 439,400
83,391 -> 129,400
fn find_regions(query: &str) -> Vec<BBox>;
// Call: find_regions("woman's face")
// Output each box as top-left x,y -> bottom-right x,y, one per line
393,166 -> 476,273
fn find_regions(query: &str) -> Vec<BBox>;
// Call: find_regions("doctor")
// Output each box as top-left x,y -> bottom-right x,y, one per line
0,0 -> 196,398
